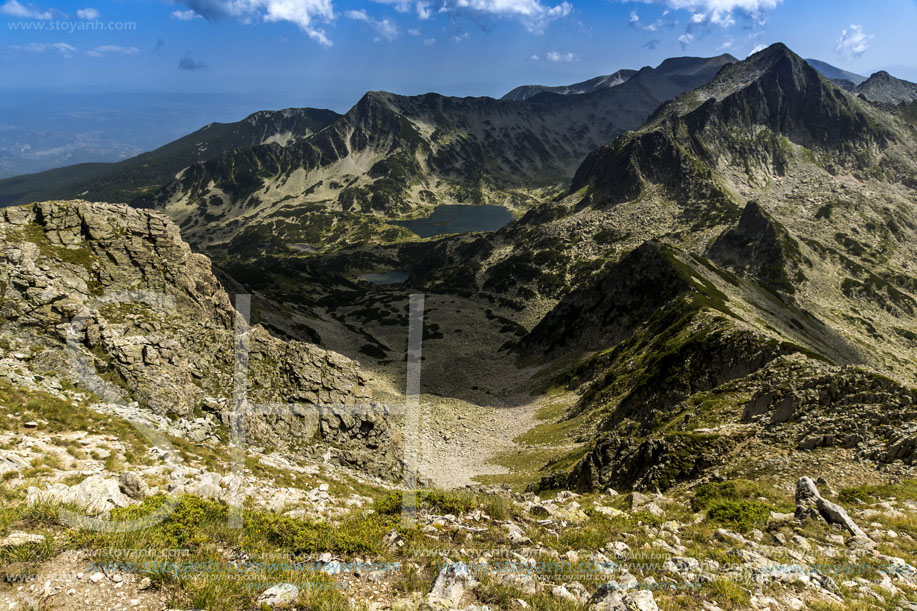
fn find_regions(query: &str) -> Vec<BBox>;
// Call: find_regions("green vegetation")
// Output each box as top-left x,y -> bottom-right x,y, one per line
839,479 -> 917,505
376,489 -> 517,521
691,480 -> 785,532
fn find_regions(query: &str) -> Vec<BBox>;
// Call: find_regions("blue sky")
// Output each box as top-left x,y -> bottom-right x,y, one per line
2,0 -> 916,114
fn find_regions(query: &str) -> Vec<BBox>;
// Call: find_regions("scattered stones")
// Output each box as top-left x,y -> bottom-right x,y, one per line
382,529 -> 406,551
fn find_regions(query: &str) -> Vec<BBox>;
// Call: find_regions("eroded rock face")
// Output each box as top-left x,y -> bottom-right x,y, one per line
0,201 -> 399,477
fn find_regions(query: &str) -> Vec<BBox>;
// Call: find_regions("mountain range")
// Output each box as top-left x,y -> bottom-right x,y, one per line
1,42 -> 917,503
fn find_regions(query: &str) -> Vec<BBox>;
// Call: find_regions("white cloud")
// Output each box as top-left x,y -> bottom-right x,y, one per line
628,8 -> 678,32
678,32 -> 693,45
407,27 -> 420,35
546,50 -> 577,62
424,37 -> 436,45
630,0 -> 782,27
0,0 -> 53,19
177,0 -> 334,45
346,9 -> 400,41
369,0 -> 573,33
172,9 -> 202,20
452,31 -> 469,42
444,0 -> 573,33
747,42 -> 766,56
87,44 -> 139,57
371,0 -> 412,11
369,0 -> 434,20
75,7 -> 99,19
529,53 -> 539,60
416,1 -> 432,19
12,42 -> 77,56
835,24 -> 872,59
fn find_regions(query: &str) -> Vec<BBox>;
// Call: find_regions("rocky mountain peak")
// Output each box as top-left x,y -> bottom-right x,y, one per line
572,41 -> 898,211
855,70 -> 917,105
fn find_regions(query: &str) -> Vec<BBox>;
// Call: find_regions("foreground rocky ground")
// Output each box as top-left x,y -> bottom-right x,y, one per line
4,372 -> 917,610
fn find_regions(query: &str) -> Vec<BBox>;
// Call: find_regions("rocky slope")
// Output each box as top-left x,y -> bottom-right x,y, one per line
0,200 -> 399,476
5,392 -> 917,611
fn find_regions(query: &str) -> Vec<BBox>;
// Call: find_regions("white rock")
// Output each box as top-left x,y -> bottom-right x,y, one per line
28,475 -> 133,515
552,585 -> 576,602
594,505 -> 625,518
0,532 -> 45,547
256,583 -> 299,608
429,562 -> 479,607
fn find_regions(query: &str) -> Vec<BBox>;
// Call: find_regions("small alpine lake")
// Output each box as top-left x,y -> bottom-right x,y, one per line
391,204 -> 514,238
357,270 -> 411,285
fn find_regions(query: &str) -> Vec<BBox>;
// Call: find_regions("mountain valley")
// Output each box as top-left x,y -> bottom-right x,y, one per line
2,41 -> 917,611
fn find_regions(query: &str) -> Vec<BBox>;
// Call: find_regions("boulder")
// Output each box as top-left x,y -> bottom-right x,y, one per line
28,475 -> 133,515
590,583 -> 659,611
118,471 -> 149,500
497,572 -> 537,595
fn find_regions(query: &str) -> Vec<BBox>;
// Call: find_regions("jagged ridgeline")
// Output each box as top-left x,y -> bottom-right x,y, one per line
142,74 -> 698,254
0,109 -> 341,208
4,55 -> 726,257
0,201 -> 400,477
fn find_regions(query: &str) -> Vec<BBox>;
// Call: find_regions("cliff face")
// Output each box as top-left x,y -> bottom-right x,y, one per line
0,201 -> 399,476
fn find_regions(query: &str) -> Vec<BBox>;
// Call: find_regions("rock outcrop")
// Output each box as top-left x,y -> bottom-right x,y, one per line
795,476 -> 870,540
0,201 -> 399,476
